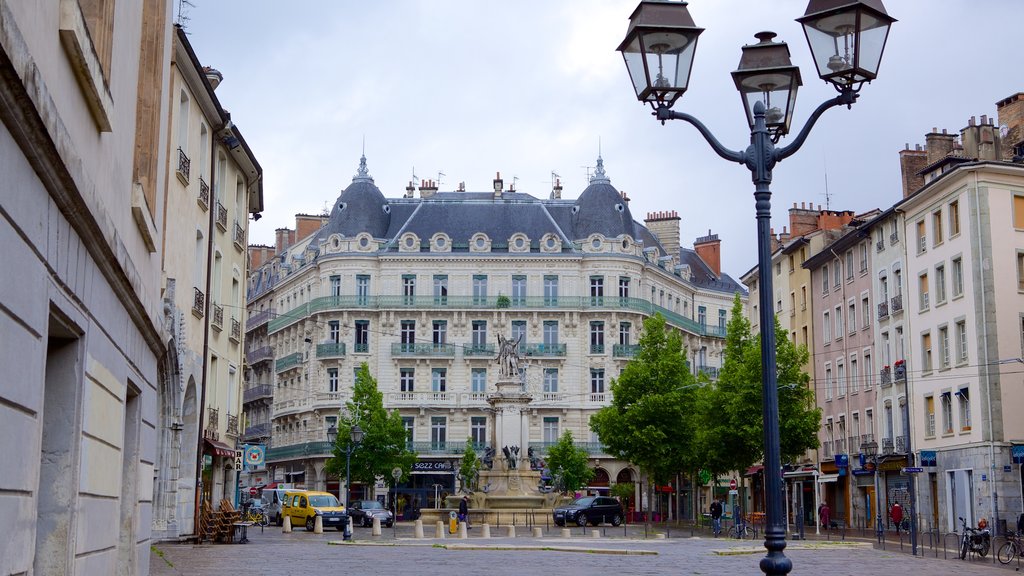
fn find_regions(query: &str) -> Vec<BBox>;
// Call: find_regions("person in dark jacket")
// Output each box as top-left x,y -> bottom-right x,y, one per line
710,499 -> 723,536
458,495 -> 470,528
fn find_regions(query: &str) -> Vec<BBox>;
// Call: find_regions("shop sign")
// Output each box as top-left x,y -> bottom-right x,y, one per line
835,454 -> 849,468
1012,445 -> 1024,464
920,450 -> 937,467
412,461 -> 453,472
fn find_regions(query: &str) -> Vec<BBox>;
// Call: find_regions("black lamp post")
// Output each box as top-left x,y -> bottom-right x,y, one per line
344,425 -> 365,508
618,2 -> 894,574
861,438 -> 882,540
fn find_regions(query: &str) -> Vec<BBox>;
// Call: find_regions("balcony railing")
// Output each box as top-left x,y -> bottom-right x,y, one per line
834,437 -> 846,455
890,231 -> 899,245
406,441 -> 487,455
588,392 -> 607,403
387,391 -> 457,407
522,343 -> 566,357
243,384 -> 273,403
193,287 -> 205,318
390,343 -> 456,357
876,239 -> 884,252
881,437 -> 894,456
316,342 -> 346,358
216,202 -> 228,231
230,318 -> 241,342
821,440 -> 833,460
880,366 -> 892,386
266,441 -> 334,462
211,304 -> 224,330
894,435 -> 908,454
243,422 -> 270,439
528,441 -> 608,456
859,434 -> 875,452
266,294 -> 726,339
891,293 -> 903,313
696,365 -> 720,379
176,147 -> 190,183
877,301 -> 889,319
233,221 -> 245,249
590,344 -> 605,354
613,344 -> 639,357
463,344 -> 495,357
246,345 -> 274,364
275,352 -> 303,373
226,414 -> 239,437
246,308 -> 274,332
198,177 -> 209,209
353,342 -> 369,353
206,407 -> 219,430
893,362 -> 906,382
848,436 -> 860,455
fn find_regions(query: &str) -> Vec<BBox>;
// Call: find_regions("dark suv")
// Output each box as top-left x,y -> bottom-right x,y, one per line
553,496 -> 624,527
347,499 -> 395,528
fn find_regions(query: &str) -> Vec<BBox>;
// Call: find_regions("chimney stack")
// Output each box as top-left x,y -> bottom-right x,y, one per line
551,178 -> 562,199
275,227 -> 295,254
788,202 -> 820,237
203,66 -> 223,90
899,145 -> 928,198
644,210 -> 681,261
694,230 -> 722,277
925,128 -> 957,165
295,214 -> 327,240
996,92 -> 1024,161
493,172 -> 504,198
961,114 -> 1002,162
420,179 -> 438,198
405,181 -> 416,198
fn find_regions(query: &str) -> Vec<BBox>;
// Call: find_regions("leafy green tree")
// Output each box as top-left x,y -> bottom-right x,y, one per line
695,294 -> 819,477
590,314 -> 701,488
326,363 -> 417,491
545,430 -> 593,494
458,438 -> 481,492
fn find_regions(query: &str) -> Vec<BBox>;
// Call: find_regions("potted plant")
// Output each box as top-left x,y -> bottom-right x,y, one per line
496,294 -> 511,308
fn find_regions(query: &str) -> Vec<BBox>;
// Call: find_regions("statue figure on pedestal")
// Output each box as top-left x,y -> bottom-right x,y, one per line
496,333 -> 523,379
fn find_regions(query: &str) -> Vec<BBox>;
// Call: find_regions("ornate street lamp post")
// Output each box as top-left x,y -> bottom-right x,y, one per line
344,424 -> 365,509
861,438 -> 883,541
619,2 -> 894,574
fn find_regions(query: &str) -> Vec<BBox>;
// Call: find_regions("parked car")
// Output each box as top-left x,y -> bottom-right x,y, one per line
348,499 -> 395,527
262,488 -> 300,527
282,491 -> 349,531
553,496 -> 624,527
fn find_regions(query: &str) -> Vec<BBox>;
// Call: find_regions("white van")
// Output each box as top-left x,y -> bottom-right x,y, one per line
262,488 -> 303,526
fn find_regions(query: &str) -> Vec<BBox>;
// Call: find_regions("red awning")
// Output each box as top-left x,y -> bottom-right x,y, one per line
265,482 -> 279,489
744,465 -> 764,477
204,438 -> 235,458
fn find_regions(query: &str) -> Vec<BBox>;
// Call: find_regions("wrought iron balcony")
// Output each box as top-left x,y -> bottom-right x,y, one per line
613,344 -> 639,357
528,441 -> 608,456
243,384 -> 273,403
891,293 -> 903,313
893,362 -> 906,382
880,366 -> 891,386
590,344 -> 605,354
192,287 -> 205,318
848,436 -> 860,455
696,365 -> 720,379
353,342 -> 369,353
833,437 -> 846,456
522,343 -> 566,357
243,422 -> 270,439
877,301 -> 889,319
246,308 -> 274,332
390,342 -> 456,357
316,342 -> 347,358
881,437 -> 894,455
821,440 -> 833,460
226,413 -> 239,437
198,177 -> 209,209
894,435 -> 907,454
230,318 -> 240,342
890,231 -> 899,245
463,344 -> 495,357
265,441 -> 334,462
206,407 -> 219,430
876,239 -> 884,252
275,352 -> 303,373
233,221 -> 245,249
176,147 -> 190,183
246,345 -> 274,364
216,201 -> 228,231
211,304 -> 224,330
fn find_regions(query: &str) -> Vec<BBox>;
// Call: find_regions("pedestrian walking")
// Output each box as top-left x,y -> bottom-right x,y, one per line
819,502 -> 831,531
890,502 -> 904,534
710,498 -> 723,537
458,495 -> 470,529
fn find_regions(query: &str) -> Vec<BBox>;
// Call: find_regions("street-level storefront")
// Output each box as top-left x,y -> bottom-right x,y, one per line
397,459 -> 456,512
202,438 -> 237,507
783,467 -> 818,531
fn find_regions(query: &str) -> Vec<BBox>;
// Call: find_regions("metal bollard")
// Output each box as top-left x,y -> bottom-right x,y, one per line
414,519 -> 424,539
282,515 -> 292,533
435,520 -> 446,539
314,515 -> 323,534
372,516 -> 381,536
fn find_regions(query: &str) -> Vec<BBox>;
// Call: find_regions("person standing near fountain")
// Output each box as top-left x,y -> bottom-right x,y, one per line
458,495 -> 471,529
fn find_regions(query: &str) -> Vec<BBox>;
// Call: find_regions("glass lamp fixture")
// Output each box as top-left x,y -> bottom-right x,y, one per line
350,424 -> 364,444
731,32 -> 802,139
798,0 -> 896,90
618,0 -> 704,109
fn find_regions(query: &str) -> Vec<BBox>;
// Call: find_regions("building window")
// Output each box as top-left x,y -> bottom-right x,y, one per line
1018,252 -> 1024,291
848,301 -> 857,333
823,311 -> 831,343
1014,195 -> 1024,229
354,320 -> 369,353
400,320 -> 415,349
402,417 -> 414,442
471,369 -> 486,394
951,257 -> 963,297
356,274 -> 370,305
825,364 -> 833,400
543,368 -> 558,394
471,416 -> 487,446
329,320 -> 340,343
822,264 -> 830,294
834,306 -> 843,338
590,369 -> 605,399
834,260 -> 841,287
330,275 -> 341,297
432,320 -> 447,346
861,295 -> 870,328
590,276 -> 604,305
956,320 -> 968,364
924,395 -> 935,437
619,322 -> 631,346
328,368 -> 339,392
698,306 -> 706,327
543,275 -> 558,305
846,251 -> 854,280
471,320 -> 487,348
618,277 -> 630,300
941,392 -> 953,434
513,320 -> 528,346
430,416 -> 447,448
949,200 -> 960,237
932,209 -> 944,247
402,275 -> 416,304
543,417 -> 559,444
431,368 -> 447,393
957,387 -> 971,430
850,355 -> 859,392
918,272 -> 929,311
472,275 -> 488,305
590,321 -> 605,354
511,275 -> 527,305
801,286 -> 807,310
400,368 -> 415,393
837,360 -> 846,396
433,275 -> 448,304
935,264 -> 946,304
939,325 -> 950,369
718,309 -> 727,330
859,242 -> 868,272
921,332 -> 932,372
916,220 -> 926,253
542,320 -> 557,346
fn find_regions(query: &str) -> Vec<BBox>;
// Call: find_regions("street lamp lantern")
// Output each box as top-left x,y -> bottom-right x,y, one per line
617,0 -> 704,110
731,32 -> 802,139
797,0 -> 896,90
350,424 -> 364,445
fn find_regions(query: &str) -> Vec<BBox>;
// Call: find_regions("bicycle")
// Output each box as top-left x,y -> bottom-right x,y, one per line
727,518 -> 755,540
245,506 -> 269,527
998,530 -> 1022,565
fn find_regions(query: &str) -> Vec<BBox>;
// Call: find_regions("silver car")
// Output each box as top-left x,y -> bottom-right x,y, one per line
348,499 -> 395,527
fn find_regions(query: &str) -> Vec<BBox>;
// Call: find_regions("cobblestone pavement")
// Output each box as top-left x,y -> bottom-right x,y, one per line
150,523 -> 1018,576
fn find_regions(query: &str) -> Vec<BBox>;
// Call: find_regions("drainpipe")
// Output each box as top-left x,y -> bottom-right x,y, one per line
972,170 -> 998,534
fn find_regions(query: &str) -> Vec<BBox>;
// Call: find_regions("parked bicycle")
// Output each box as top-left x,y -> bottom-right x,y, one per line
245,505 -> 269,527
727,515 -> 756,540
998,530 -> 1022,565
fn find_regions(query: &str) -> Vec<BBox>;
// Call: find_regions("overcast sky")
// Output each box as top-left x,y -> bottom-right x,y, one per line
183,0 -> 1022,280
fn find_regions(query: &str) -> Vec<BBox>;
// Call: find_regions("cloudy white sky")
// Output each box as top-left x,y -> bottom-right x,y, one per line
183,0 -> 1021,280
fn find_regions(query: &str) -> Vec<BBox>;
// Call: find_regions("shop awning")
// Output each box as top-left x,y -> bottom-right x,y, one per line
204,438 -> 235,458
817,473 -> 840,483
783,468 -> 818,478
744,465 -> 764,476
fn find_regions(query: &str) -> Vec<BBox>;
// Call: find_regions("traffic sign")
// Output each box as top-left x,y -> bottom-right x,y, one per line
901,467 -> 923,474
729,478 -> 737,490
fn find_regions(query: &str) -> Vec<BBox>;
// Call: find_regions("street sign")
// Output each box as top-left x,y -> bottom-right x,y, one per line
901,467 -> 923,474
729,478 -> 737,490
729,489 -> 738,495
392,467 -> 403,480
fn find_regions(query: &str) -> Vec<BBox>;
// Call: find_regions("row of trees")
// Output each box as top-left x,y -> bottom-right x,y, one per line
324,293 -> 820,507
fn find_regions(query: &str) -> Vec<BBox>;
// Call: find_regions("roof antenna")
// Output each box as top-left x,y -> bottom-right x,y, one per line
175,0 -> 194,28
437,171 -> 445,188
821,155 -> 832,211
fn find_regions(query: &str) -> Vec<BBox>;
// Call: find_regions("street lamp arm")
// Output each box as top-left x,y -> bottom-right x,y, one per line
656,106 -> 746,165
775,89 -> 858,162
